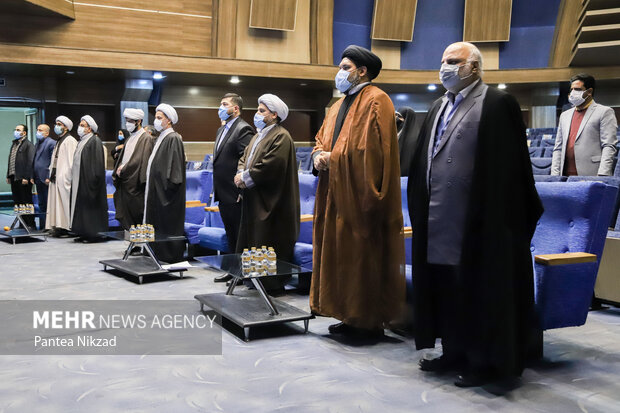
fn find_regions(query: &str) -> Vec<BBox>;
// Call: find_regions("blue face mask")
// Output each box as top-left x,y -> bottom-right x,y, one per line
13,131 -> 23,140
118,134 -> 125,142
439,63 -> 472,93
218,105 -> 231,121
335,69 -> 356,93
36,131 -> 45,140
54,125 -> 64,136
253,112 -> 266,130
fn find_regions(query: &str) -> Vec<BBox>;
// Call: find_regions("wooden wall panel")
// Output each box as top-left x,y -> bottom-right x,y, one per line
475,43 -> 499,70
236,0 -> 310,63
24,0 -> 74,18
249,0 -> 298,31
463,0 -> 512,42
371,0 -> 417,42
213,0 -> 238,58
549,0 -> 584,67
310,0 -> 333,65
0,0 -> 212,58
371,40 -> 401,70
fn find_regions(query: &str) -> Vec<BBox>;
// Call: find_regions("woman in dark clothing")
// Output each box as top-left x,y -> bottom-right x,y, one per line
111,129 -> 129,161
396,106 -> 417,176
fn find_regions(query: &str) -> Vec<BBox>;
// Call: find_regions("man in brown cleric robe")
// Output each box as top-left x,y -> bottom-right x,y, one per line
310,45 -> 405,337
113,108 -> 154,230
234,94 -> 300,291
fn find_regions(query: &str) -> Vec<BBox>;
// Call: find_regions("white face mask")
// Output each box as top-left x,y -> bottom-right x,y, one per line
125,121 -> 136,133
439,62 -> 472,93
77,126 -> 86,137
568,89 -> 586,107
154,118 -> 164,132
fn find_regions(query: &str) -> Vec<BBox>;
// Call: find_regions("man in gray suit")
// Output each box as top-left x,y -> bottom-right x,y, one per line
551,73 -> 618,176
408,42 -> 542,387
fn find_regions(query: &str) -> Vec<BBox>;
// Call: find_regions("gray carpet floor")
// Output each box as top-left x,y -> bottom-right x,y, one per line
1,214 -> 620,412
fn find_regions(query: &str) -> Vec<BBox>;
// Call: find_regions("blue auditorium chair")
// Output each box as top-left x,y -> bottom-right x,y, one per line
203,154 -> 213,172
533,175 -> 567,182
567,176 -> 620,228
293,173 -> 319,270
105,170 -> 120,228
532,181 -> 618,330
542,147 -> 555,158
530,157 -> 552,175
295,151 -> 313,173
529,148 -> 544,158
541,138 -> 555,147
184,170 -> 212,245
197,208 -> 229,253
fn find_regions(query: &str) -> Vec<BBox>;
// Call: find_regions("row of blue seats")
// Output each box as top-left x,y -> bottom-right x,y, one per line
529,147 -> 554,158
186,148 -> 315,174
529,138 -> 556,148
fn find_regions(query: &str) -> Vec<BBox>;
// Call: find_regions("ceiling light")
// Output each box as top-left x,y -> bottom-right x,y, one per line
396,94 -> 408,101
229,76 -> 240,84
300,83 -> 307,86
153,72 -> 165,80
189,88 -> 199,95
66,71 -> 75,75
498,83 -> 507,89
427,84 -> 437,91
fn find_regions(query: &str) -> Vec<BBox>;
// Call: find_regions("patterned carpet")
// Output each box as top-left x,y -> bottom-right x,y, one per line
1,214 -> 620,412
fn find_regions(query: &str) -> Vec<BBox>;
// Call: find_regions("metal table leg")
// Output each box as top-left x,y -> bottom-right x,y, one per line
225,276 -> 240,295
143,243 -> 164,270
250,278 -> 280,316
122,242 -> 135,260
16,215 -> 32,234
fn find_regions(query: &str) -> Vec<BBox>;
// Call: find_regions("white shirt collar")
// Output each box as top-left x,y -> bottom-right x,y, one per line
348,81 -> 371,95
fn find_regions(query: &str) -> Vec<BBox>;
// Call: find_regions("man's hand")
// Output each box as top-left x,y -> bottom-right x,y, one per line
45,178 -> 50,185
21,179 -> 28,185
314,151 -> 331,171
234,173 -> 246,189
6,178 -> 9,185
116,165 -> 123,176
30,179 -> 34,185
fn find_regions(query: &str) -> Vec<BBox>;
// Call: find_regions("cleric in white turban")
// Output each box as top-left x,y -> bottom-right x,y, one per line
55,115 -> 73,132
233,92 -> 299,287
143,102 -> 186,263
46,115 -> 78,236
257,93 -> 289,122
113,107 -> 154,230
69,114 -> 108,242
155,103 -> 178,127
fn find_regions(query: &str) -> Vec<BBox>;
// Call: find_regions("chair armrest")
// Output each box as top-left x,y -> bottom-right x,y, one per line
534,252 -> 597,266
107,194 -> 114,199
204,206 -> 220,212
402,227 -> 412,238
186,200 -> 206,208
300,214 -> 313,223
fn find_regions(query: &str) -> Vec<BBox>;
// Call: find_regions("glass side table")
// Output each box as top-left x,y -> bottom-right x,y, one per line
0,211 -> 47,244
98,230 -> 187,284
195,254 -> 314,341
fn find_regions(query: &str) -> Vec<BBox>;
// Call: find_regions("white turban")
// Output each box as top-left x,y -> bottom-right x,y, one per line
156,103 -> 178,125
258,94 -> 289,122
81,115 -> 98,133
56,115 -> 73,131
123,108 -> 145,120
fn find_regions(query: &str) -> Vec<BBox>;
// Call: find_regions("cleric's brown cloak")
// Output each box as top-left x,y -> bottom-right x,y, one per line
236,124 -> 300,262
112,130 -> 154,229
310,84 -> 406,330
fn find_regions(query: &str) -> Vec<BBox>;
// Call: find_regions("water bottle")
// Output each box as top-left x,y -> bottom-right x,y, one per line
129,225 -> 136,242
241,248 -> 251,264
147,224 -> 155,241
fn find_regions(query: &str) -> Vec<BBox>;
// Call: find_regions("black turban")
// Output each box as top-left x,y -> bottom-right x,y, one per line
341,45 -> 382,80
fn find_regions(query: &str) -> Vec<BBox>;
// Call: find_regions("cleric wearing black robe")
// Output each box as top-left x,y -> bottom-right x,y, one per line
408,42 -> 543,387
70,115 -> 108,242
143,103 -> 186,263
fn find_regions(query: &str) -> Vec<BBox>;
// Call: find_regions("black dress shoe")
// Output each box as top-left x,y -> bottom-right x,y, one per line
419,356 -> 464,373
214,273 -> 232,283
328,322 -> 384,338
328,322 -> 352,334
454,372 -> 493,388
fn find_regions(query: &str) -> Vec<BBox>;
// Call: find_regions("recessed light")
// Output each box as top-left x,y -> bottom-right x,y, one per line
153,72 -> 165,80
427,84 -> 437,91
229,76 -> 240,84
396,94 -> 408,101
189,88 -> 199,95
66,71 -> 75,75
498,83 -> 507,89
300,83 -> 307,86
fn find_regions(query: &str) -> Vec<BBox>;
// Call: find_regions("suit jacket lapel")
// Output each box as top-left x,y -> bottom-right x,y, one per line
433,82 -> 484,157
575,103 -> 596,142
213,126 -> 225,160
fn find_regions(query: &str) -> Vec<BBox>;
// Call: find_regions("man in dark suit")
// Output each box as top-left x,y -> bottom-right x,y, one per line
408,42 -> 542,387
31,124 -> 56,229
213,93 -> 254,282
6,124 -> 36,228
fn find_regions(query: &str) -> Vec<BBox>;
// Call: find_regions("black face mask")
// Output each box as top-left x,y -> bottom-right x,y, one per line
396,118 -> 404,131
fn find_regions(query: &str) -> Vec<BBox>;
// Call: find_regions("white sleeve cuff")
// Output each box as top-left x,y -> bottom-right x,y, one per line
242,170 -> 255,188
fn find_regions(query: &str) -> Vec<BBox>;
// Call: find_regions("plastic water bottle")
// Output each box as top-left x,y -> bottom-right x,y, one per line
129,225 -> 136,242
241,248 -> 251,263
147,224 -> 155,241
